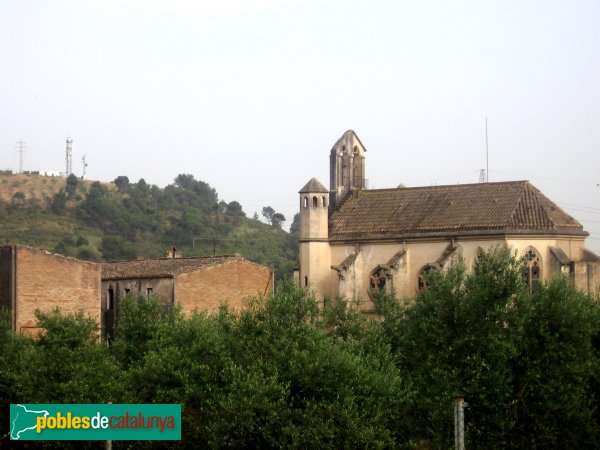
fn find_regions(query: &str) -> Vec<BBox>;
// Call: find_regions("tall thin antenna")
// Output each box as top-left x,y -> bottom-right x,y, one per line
479,169 -> 486,183
82,155 -> 88,179
16,141 -> 26,173
485,116 -> 489,182
66,137 -> 73,175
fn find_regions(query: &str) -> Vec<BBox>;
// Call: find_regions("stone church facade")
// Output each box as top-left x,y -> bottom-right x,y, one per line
298,130 -> 600,310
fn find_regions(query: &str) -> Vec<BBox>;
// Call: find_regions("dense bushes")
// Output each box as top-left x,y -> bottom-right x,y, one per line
374,247 -> 600,448
1,249 -> 599,448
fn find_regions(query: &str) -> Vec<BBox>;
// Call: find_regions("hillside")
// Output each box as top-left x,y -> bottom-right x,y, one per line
0,174 -> 114,202
0,173 -> 298,279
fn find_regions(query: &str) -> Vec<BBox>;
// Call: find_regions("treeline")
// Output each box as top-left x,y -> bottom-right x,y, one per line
0,173 -> 298,277
1,249 -> 599,449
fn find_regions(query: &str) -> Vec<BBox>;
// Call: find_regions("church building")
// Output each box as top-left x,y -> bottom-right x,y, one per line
298,130 -> 600,310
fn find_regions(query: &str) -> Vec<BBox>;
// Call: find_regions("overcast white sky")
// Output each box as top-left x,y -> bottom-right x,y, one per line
1,0 -> 599,252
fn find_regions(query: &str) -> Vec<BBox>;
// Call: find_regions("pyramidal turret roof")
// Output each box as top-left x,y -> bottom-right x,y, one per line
299,178 -> 329,193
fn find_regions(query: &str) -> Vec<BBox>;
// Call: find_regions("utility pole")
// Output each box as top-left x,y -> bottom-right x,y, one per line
16,141 -> 26,173
454,397 -> 467,450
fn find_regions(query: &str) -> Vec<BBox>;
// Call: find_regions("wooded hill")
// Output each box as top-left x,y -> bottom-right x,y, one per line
0,173 -> 299,278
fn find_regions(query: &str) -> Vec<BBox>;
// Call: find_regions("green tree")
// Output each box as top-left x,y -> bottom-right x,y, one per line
113,175 -> 130,193
65,173 -> 79,198
261,206 -> 275,223
374,247 -> 600,449
11,191 -> 26,207
51,189 -> 67,214
289,212 -> 300,235
100,235 -> 137,260
0,309 -> 121,449
262,206 -> 285,228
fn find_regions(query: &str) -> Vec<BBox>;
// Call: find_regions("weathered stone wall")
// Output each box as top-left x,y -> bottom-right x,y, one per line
573,261 -> 600,295
100,277 -> 175,338
325,236 -> 588,311
101,277 -> 175,309
175,260 -> 272,314
14,246 -> 100,335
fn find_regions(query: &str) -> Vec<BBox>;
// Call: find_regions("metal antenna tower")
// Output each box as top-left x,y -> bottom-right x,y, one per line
485,116 -> 489,182
66,137 -> 73,175
16,141 -> 26,173
479,169 -> 486,183
82,155 -> 88,179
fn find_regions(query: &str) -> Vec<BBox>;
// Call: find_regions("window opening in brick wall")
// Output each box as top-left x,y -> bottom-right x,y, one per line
108,288 -> 114,310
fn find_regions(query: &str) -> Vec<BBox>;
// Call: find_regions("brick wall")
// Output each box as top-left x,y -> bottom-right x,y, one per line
15,247 -> 100,334
175,260 -> 272,314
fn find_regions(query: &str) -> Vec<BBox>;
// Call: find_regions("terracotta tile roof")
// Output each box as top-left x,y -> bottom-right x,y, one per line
101,255 -> 243,280
330,181 -> 585,238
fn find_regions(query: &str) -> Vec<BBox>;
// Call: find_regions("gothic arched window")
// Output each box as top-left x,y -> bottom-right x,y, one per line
322,196 -> 327,207
312,196 -> 318,207
303,196 -> 308,208
418,265 -> 437,291
369,267 -> 388,299
522,248 -> 541,291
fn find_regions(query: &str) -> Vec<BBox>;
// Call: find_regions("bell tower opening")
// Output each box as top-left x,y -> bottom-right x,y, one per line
329,130 -> 366,209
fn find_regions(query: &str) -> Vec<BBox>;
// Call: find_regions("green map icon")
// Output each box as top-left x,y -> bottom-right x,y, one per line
10,404 -> 49,440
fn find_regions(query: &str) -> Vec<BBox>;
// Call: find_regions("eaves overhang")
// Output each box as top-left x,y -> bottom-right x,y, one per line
327,228 -> 589,244
102,274 -> 175,281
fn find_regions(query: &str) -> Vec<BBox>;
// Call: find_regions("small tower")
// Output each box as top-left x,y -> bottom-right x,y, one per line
298,177 -> 331,300
329,130 -> 366,209
299,178 -> 329,240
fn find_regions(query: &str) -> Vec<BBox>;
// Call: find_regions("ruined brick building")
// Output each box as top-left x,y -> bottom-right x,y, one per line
297,130 -> 600,310
0,245 -> 273,335
0,245 -> 100,335
101,254 -> 273,338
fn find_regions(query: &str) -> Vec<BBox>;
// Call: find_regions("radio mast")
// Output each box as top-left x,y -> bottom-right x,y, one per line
16,141 -> 26,173
82,155 -> 88,179
480,117 -> 490,183
66,137 -> 73,175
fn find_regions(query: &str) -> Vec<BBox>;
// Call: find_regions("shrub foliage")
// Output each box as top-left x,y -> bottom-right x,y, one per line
1,249 -> 599,448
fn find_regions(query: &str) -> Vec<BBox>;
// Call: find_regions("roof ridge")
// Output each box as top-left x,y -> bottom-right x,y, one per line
101,254 -> 252,279
104,254 -> 240,264
158,254 -> 239,261
365,180 -> 530,193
